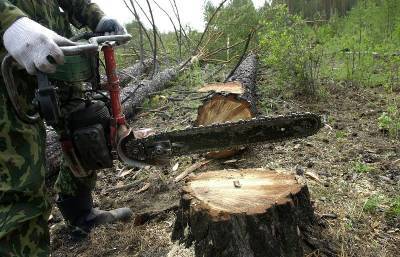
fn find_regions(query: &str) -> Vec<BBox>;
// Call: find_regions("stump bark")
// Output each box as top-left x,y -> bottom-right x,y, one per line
195,54 -> 258,158
172,168 -> 315,257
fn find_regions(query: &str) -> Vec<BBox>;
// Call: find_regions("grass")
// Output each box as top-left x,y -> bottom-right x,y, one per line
363,195 -> 382,214
353,161 -> 374,173
387,197 -> 400,218
335,131 -> 348,139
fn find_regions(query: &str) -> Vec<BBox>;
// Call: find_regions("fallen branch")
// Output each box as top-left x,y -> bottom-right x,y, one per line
106,178 -> 146,192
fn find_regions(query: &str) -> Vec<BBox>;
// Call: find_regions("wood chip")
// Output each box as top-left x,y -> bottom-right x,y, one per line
305,171 -> 323,183
223,159 -> 238,164
172,163 -> 179,172
233,180 -> 241,188
135,183 -> 151,194
118,168 -> 134,178
174,160 -> 210,182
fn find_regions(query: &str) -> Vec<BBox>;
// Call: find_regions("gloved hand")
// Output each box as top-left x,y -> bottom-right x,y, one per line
3,17 -> 75,75
95,16 -> 127,35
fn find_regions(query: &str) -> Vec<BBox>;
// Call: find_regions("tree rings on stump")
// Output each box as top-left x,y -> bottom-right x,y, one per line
172,168 -> 315,257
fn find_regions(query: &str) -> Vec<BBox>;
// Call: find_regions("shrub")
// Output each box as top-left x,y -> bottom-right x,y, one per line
378,102 -> 400,138
258,4 -> 322,96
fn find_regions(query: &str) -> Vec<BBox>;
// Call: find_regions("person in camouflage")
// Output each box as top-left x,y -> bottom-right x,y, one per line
0,1 -> 132,256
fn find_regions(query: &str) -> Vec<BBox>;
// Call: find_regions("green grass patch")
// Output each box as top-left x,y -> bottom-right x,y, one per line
363,195 -> 382,214
353,161 -> 374,173
335,131 -> 348,139
387,197 -> 400,218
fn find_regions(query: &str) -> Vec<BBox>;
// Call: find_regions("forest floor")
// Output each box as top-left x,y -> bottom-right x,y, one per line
49,74 -> 400,257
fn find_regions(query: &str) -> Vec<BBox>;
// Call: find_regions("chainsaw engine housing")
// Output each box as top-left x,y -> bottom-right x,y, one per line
67,100 -> 113,171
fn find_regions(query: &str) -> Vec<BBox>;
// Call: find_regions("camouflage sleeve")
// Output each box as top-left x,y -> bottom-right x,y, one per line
57,0 -> 105,31
0,0 -> 26,36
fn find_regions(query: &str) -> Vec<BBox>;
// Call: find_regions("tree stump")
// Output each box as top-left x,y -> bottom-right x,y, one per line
195,54 -> 258,159
172,168 -> 315,257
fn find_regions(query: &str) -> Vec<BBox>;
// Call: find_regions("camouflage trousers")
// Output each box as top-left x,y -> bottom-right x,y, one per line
0,73 -> 96,257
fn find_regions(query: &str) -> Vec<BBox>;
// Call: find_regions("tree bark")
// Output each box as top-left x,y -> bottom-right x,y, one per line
121,66 -> 178,119
172,168 -> 315,257
195,54 -> 258,158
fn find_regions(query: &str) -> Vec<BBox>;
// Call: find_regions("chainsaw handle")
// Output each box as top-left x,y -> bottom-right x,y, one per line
1,54 -> 41,123
61,34 -> 132,56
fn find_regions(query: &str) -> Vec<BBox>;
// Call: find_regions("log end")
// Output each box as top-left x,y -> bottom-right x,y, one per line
184,169 -> 307,219
197,82 -> 245,95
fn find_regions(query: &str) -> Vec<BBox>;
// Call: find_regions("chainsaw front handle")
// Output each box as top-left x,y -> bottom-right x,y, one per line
61,34 -> 132,56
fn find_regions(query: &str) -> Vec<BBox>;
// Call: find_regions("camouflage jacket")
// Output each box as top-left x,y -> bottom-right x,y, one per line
0,0 -> 105,60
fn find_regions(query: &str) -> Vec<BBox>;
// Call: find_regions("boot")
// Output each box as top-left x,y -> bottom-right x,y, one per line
56,189 -> 133,233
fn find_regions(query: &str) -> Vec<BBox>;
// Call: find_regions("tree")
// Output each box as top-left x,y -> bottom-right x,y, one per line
203,0 -> 258,63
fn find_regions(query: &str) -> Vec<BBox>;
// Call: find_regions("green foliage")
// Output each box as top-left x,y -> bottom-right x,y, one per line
387,197 -> 400,218
363,195 -> 382,213
353,161 -> 373,173
271,0 -> 358,19
258,5 -> 323,96
173,60 -> 204,89
317,0 -> 400,87
378,102 -> 400,138
335,131 -> 348,139
203,0 -> 259,62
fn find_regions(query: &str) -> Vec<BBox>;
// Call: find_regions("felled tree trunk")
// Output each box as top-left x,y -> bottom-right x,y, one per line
195,54 -> 258,158
121,67 -> 178,119
172,168 -> 315,257
100,58 -> 153,87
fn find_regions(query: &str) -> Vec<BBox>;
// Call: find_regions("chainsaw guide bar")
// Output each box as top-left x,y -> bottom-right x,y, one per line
118,112 -> 323,165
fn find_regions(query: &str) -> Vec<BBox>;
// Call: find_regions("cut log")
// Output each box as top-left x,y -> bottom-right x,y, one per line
172,168 -> 315,257
195,54 -> 258,159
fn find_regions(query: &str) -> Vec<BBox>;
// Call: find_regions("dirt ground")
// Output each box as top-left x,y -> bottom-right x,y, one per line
49,77 -> 400,257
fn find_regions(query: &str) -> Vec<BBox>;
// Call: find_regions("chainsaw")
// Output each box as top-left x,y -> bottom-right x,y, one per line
1,34 -> 323,172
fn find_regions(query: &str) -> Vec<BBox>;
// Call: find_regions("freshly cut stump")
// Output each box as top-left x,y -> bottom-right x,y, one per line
172,168 -> 315,257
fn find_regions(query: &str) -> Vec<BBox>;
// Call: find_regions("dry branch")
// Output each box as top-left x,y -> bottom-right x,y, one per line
125,0 -> 154,56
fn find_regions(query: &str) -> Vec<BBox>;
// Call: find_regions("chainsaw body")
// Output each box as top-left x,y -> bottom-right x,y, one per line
1,35 -> 131,175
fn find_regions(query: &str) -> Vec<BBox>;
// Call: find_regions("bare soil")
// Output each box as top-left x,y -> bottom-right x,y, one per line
49,80 -> 400,257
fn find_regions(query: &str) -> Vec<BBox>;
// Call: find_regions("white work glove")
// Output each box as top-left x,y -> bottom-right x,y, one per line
95,16 -> 127,35
3,17 -> 75,75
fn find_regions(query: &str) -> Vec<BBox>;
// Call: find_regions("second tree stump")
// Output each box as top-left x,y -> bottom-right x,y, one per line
172,168 -> 315,257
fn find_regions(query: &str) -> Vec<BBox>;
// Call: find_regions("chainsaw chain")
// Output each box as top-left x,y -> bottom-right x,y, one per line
123,112 -> 322,160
